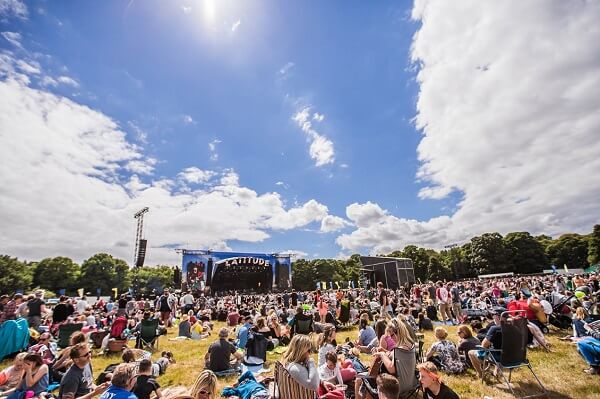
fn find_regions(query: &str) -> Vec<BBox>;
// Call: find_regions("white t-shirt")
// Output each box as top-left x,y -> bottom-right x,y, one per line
76,299 -> 87,314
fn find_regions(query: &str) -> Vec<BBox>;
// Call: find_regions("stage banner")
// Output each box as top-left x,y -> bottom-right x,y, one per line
181,250 -> 292,291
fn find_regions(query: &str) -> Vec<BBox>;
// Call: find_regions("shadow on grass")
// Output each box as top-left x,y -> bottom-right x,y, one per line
489,380 -> 573,399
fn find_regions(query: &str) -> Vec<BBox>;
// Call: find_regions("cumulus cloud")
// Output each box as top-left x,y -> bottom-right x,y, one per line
1,31 -> 22,48
337,0 -> 600,254
312,113 -> 324,122
292,107 -> 335,167
0,53 -> 335,266
320,215 -> 351,233
182,115 -> 195,125
178,167 -> 216,184
0,0 -> 28,20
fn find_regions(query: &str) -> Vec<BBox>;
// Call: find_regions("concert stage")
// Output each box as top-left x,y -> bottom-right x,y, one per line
180,250 -> 292,293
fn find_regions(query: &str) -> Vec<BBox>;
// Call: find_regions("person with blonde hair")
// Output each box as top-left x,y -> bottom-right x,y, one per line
425,327 -> 464,374
189,370 -> 216,399
0,353 -> 26,394
417,362 -> 459,399
282,335 -> 320,391
573,307 -> 589,338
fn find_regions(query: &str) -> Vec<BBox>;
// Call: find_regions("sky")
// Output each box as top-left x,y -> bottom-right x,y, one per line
1,0 -> 599,267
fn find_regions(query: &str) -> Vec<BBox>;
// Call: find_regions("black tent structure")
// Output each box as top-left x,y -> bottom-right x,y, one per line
360,256 -> 416,289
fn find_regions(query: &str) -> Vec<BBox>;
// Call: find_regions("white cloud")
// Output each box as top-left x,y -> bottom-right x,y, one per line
177,167 -> 216,184
57,75 -> 79,87
125,158 -> 156,175
182,115 -> 195,125
0,69 -> 335,266
208,139 -> 221,161
231,19 -> 241,32
292,106 -> 335,167
181,5 -> 192,14
337,0 -> 600,254
280,249 -> 309,259
0,0 -> 28,20
1,31 -> 22,48
312,113 -> 324,122
320,215 -> 351,233
279,62 -> 295,76
16,59 -> 40,75
40,76 -> 57,87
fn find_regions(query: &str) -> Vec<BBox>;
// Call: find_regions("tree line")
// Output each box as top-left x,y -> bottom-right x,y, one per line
1,225 -> 598,295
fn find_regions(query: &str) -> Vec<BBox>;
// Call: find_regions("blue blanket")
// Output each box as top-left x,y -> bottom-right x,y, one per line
0,318 -> 30,360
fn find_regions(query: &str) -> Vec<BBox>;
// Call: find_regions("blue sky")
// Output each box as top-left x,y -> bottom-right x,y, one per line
1,0 -> 598,265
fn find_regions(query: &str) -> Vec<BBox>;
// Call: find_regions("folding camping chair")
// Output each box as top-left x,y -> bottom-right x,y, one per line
273,361 -> 316,399
480,311 -> 546,399
57,323 -> 83,349
361,346 -> 420,399
136,318 -> 160,352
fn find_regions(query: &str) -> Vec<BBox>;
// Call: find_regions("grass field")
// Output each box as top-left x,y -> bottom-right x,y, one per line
2,323 -> 598,399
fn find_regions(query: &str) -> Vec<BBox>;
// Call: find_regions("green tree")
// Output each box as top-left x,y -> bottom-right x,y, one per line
291,259 -> 317,291
547,234 -> 589,269
587,224 -> 600,265
468,233 -> 511,275
400,245 -> 431,282
427,255 -> 452,281
79,253 -> 129,296
0,255 -> 33,294
133,266 -> 174,295
33,257 -> 80,294
504,232 -> 548,274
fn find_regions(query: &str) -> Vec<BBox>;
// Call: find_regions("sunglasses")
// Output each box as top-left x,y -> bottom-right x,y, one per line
78,351 -> 91,358
198,390 -> 211,396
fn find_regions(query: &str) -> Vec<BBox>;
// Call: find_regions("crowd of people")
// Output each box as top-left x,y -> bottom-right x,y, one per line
0,271 -> 598,399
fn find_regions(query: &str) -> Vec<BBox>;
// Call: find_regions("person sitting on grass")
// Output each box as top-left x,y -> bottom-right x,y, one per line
418,312 -> 434,331
0,353 -> 26,394
132,360 -> 161,399
417,362 -> 460,399
58,343 -> 108,399
375,374 -> 400,399
204,328 -> 242,374
98,364 -> 136,399
425,327 -> 465,374
160,370 -> 217,399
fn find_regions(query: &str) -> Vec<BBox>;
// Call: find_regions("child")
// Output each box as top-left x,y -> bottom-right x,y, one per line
133,359 -> 161,399
318,351 -> 344,385
0,353 -> 26,393
152,351 -> 175,377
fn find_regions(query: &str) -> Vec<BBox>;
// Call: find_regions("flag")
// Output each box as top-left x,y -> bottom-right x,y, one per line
564,264 -> 569,273
335,281 -> 340,289
58,289 -> 66,295
329,281 -> 333,289
316,282 -> 320,290
112,288 -> 118,298
321,281 -> 327,290
77,288 -> 84,297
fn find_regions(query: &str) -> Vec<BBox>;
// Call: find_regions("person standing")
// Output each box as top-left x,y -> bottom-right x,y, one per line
377,282 -> 389,317
156,289 -> 175,327
0,294 -> 23,323
436,282 -> 452,325
27,291 -> 47,330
